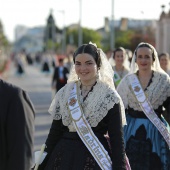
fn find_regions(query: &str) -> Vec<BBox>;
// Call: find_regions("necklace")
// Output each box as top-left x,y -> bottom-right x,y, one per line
80,82 -> 96,98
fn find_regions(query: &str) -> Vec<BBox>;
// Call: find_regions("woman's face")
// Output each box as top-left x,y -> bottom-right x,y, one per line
114,51 -> 125,66
75,53 -> 98,83
136,47 -> 153,71
159,55 -> 169,70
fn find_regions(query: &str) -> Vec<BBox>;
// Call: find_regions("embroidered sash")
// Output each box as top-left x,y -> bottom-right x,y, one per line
68,82 -> 112,170
113,71 -> 121,86
128,74 -> 170,148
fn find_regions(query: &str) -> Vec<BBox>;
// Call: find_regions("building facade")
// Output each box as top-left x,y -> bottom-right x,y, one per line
156,6 -> 170,54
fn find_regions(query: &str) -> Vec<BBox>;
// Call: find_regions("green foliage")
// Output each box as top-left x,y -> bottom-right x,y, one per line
106,28 -> 155,52
44,39 -> 60,51
0,20 -> 9,48
66,27 -> 102,48
65,25 -> 155,54
115,30 -> 134,49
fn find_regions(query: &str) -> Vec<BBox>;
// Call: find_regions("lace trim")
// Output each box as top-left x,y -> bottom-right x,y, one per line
117,71 -> 170,111
48,80 -> 124,131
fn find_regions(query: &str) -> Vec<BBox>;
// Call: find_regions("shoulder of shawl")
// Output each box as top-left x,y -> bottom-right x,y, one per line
85,82 -> 121,127
147,71 -> 170,108
48,82 -> 74,121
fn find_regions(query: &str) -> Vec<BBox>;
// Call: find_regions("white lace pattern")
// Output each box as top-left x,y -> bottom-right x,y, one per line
49,80 -> 126,132
117,71 -> 170,111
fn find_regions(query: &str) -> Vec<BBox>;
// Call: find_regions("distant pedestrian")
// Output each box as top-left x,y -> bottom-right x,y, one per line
51,58 -> 69,93
16,53 -> 26,75
42,55 -> 50,73
159,52 -> 170,76
111,47 -> 129,88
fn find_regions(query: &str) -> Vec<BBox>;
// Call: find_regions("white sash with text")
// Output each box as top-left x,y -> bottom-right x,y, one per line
68,83 -> 112,170
128,74 -> 170,148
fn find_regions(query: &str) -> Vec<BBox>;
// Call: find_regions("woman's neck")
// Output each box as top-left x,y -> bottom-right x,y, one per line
162,67 -> 168,72
137,70 -> 153,89
115,65 -> 124,71
138,69 -> 152,79
80,79 -> 96,87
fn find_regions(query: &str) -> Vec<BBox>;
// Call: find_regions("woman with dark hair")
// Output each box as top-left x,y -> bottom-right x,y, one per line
36,42 -> 127,170
117,42 -> 170,170
159,52 -> 170,76
111,47 -> 129,88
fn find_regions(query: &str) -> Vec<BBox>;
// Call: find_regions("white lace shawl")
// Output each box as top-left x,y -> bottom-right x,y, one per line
117,71 -> 170,111
48,80 -> 126,132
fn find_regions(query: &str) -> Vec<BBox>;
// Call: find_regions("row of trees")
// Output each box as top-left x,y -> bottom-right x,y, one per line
0,17 -> 155,55
45,26 -> 155,53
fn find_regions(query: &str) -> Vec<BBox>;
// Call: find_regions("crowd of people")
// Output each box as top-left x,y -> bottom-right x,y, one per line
0,41 -> 170,170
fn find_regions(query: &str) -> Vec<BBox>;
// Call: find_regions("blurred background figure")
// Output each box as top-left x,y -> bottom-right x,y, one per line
126,49 -> 133,65
35,52 -> 42,65
64,51 -> 74,72
159,52 -> 170,76
41,54 -> 51,74
26,53 -> 34,65
110,47 -> 130,88
15,51 -> 27,76
51,58 -> 69,94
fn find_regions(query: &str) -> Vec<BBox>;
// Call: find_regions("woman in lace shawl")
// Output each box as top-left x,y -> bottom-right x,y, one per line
159,52 -> 170,76
110,47 -> 129,88
117,42 -> 170,170
37,43 -> 127,170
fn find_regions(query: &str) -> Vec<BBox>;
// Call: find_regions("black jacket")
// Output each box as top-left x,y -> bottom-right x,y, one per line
52,66 -> 69,92
0,79 -> 35,170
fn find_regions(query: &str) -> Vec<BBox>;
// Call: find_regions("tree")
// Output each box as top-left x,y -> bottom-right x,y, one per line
129,27 -> 156,51
66,27 -> 102,48
0,20 -> 9,48
0,19 -> 10,76
101,29 -> 135,52
115,30 -> 134,49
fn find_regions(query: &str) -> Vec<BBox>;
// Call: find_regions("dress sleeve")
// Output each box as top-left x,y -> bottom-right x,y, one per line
107,103 -> 126,170
38,119 -> 66,169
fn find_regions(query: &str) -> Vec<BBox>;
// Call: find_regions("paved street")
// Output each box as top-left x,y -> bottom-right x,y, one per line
6,63 -> 53,151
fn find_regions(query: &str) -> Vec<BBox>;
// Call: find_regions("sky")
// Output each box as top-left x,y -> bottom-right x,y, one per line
0,0 -> 170,42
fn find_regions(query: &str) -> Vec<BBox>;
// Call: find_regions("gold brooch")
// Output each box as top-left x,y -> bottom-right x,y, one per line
69,97 -> 77,106
134,86 -> 140,92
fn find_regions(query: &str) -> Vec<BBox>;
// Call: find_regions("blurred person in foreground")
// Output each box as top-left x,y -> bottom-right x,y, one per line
0,48 -> 35,170
117,42 -> 170,170
37,42 -> 127,169
159,52 -> 170,76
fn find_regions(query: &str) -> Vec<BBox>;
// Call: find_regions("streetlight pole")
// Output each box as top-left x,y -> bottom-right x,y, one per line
110,0 -> 115,50
78,0 -> 83,47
